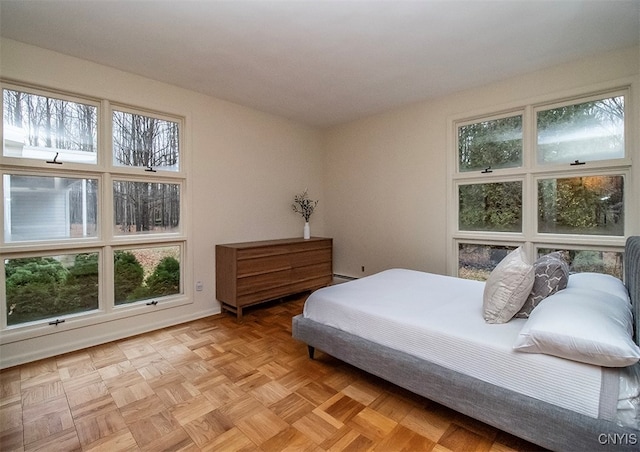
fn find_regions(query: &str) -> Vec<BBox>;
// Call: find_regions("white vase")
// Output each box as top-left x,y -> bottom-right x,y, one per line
303,222 -> 310,239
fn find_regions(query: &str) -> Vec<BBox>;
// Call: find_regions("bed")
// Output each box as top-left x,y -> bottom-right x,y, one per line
292,236 -> 640,451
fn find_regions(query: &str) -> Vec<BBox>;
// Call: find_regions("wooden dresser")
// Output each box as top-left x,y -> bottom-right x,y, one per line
216,237 -> 332,320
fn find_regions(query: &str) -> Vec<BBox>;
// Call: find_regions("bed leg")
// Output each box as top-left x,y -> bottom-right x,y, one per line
307,345 -> 315,359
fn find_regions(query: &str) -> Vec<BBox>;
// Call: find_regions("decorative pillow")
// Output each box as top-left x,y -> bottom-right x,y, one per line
515,252 -> 569,318
483,247 -> 535,324
513,287 -> 640,367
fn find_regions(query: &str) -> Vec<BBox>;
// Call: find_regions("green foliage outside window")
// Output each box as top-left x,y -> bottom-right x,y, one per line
5,249 -> 180,325
129,257 -> 180,301
57,253 -> 99,314
114,251 -> 144,304
114,249 -> 180,305
145,257 -> 180,296
459,182 -> 522,232
5,254 -> 98,326
538,175 -> 624,236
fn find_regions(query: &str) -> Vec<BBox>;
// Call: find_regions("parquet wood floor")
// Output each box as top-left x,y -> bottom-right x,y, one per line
0,294 -> 543,451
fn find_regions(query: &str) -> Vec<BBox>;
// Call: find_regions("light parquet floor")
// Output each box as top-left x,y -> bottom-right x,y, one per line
0,294 -> 543,451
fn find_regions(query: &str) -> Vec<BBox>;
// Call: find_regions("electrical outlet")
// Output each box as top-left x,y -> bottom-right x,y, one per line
361,266 -> 365,272
195,281 -> 203,291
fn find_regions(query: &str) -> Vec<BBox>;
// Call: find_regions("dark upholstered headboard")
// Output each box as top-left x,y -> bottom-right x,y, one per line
625,236 -> 640,346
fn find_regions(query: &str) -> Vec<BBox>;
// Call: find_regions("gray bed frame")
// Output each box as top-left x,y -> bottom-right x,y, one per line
292,236 -> 640,451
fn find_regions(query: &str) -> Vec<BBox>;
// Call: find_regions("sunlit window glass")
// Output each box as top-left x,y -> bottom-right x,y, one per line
458,115 -> 522,172
3,88 -> 98,164
537,96 -> 624,164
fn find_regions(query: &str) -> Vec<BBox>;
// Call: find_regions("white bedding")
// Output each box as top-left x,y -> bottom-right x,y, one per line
303,268 -> 616,419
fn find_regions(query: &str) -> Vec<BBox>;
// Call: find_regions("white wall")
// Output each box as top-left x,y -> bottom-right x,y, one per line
0,38 -> 326,367
324,46 -> 640,278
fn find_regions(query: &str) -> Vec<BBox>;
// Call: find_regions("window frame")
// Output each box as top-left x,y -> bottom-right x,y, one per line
2,169 -> 102,245
448,85 -> 633,277
456,108 -> 525,173
533,169 -> 628,240
110,103 -> 184,175
533,90 -> 627,169
111,242 -> 185,308
455,175 -> 527,236
2,82 -> 102,170
1,81 -> 190,341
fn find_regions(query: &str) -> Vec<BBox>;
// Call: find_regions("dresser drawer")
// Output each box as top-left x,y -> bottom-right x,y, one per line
286,239 -> 331,253
289,248 -> 332,268
236,254 -> 290,277
289,275 -> 333,294
237,246 -> 289,260
291,261 -> 332,282
237,269 -> 291,296
237,285 -> 295,306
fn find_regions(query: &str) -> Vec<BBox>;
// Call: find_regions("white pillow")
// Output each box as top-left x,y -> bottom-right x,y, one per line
483,247 -> 535,324
513,287 -> 640,367
567,272 -> 630,303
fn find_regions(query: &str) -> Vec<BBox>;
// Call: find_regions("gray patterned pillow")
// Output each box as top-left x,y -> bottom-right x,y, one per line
515,252 -> 569,319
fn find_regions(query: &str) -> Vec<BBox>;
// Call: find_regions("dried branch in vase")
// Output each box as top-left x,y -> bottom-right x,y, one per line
292,189 -> 318,222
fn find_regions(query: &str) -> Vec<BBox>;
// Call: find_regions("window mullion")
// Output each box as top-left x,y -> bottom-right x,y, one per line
101,101 -> 114,312
522,104 -> 536,246
100,100 -> 111,170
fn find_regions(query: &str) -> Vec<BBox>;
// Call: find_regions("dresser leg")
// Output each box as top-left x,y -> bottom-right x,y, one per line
307,345 -> 315,359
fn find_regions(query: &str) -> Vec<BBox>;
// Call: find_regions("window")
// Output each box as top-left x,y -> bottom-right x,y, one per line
536,95 -> 624,165
113,181 -> 180,235
112,109 -> 180,171
1,84 -> 186,331
451,89 -> 630,279
458,181 -> 522,232
4,174 -> 98,242
537,175 -> 624,236
3,88 -> 98,164
114,245 -> 181,305
537,247 -> 623,279
458,113 -> 523,172
5,252 -> 99,326
458,243 -> 517,281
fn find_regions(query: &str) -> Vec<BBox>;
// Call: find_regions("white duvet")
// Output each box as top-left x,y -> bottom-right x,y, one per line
303,269 -> 607,418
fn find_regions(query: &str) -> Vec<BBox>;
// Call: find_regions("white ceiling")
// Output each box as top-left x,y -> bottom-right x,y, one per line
1,1 -> 639,128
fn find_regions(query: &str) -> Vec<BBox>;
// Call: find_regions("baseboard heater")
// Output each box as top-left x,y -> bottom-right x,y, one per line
333,273 -> 358,281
